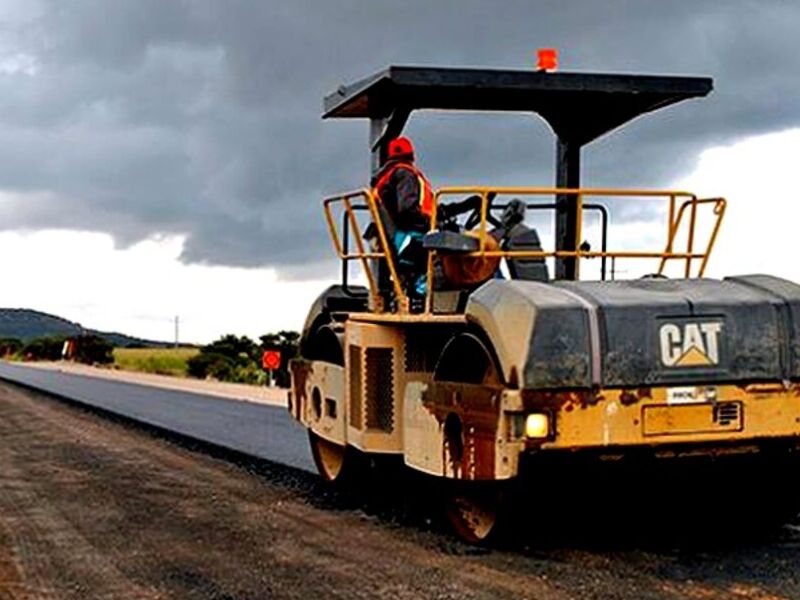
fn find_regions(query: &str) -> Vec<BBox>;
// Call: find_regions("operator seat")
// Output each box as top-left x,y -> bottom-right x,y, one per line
494,199 -> 549,282
504,225 -> 549,282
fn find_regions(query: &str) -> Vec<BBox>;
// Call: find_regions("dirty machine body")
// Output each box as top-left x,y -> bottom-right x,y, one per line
290,65 -> 800,540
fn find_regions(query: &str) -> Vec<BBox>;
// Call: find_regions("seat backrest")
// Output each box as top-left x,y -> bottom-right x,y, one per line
505,226 -> 549,282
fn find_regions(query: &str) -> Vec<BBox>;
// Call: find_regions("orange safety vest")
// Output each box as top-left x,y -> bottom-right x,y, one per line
372,161 -> 434,217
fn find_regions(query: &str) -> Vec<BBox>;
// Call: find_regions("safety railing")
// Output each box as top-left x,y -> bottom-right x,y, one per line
323,187 -> 726,315
323,189 -> 410,312
431,187 -> 726,275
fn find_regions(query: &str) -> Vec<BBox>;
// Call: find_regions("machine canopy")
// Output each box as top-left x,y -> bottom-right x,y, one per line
323,66 -> 712,147
323,65 -> 713,280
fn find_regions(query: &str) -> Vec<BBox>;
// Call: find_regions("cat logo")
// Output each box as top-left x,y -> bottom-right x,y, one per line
659,321 -> 723,367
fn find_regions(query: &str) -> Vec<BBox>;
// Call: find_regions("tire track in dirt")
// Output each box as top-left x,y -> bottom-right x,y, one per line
0,381 -> 799,600
0,383 -> 570,599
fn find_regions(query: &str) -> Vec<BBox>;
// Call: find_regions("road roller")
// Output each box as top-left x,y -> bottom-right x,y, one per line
290,64 -> 800,542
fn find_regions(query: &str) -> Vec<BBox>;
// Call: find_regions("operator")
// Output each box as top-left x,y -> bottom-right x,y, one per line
370,136 -> 434,304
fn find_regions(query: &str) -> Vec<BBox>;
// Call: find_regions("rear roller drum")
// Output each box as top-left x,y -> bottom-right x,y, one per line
308,431 -> 361,484
445,484 -> 505,544
435,332 -> 509,544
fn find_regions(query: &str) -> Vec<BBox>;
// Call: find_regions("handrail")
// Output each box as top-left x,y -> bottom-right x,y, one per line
658,197 -> 727,277
433,187 -> 725,279
323,186 -> 726,315
323,189 -> 408,312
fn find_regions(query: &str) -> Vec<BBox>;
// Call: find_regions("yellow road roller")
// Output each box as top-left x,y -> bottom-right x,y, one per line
290,64 -> 800,542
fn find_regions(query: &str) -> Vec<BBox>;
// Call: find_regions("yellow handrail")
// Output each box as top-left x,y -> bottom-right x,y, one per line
323,189 -> 408,312
322,186 -> 726,315
434,187 -> 724,276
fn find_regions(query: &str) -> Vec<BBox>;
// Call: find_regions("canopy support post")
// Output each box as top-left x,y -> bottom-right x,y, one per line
369,107 -> 411,175
555,138 -> 581,280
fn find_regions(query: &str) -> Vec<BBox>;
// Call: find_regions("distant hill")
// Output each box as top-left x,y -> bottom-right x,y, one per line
0,308 -> 172,348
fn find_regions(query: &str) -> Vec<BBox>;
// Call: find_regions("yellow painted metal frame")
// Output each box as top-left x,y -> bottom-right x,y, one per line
323,186 -> 727,316
323,190 -> 409,312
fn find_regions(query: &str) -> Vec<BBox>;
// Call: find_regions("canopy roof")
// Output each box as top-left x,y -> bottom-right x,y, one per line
323,66 -> 712,146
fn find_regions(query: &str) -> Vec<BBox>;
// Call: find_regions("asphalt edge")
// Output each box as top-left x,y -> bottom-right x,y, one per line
0,373 -> 319,492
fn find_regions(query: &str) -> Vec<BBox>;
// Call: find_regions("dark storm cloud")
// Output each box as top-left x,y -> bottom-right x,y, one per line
0,0 -> 799,275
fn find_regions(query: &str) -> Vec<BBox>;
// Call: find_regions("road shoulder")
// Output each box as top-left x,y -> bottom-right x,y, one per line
3,360 -> 287,407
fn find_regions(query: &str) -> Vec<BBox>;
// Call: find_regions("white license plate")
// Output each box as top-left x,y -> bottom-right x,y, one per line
666,386 -> 717,405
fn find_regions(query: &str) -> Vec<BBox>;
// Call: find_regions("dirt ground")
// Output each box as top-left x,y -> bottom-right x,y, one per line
1,382 -> 800,600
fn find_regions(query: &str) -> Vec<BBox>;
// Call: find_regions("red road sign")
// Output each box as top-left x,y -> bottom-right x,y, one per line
262,350 -> 281,371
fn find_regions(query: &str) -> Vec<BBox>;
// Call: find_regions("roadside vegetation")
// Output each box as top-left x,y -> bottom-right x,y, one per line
186,331 -> 299,387
113,347 -> 199,377
1,330 -> 300,388
1,334 -> 114,365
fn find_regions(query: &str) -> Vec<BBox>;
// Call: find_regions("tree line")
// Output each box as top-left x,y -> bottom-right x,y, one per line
0,330 -> 301,389
0,334 -> 113,364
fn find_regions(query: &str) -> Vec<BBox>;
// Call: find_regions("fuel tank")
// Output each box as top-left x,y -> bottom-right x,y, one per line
465,275 -> 800,389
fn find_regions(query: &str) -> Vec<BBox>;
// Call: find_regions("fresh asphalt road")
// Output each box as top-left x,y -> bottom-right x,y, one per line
0,362 -> 315,473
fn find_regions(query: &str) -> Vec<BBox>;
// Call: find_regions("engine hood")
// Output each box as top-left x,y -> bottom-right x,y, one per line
465,275 -> 800,389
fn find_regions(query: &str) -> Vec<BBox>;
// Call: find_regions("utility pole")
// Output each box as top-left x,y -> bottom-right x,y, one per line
174,315 -> 179,348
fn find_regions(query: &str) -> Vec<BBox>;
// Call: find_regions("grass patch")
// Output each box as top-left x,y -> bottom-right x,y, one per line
113,347 -> 199,377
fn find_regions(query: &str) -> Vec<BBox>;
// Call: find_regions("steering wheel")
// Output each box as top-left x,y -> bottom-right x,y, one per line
463,192 -> 500,230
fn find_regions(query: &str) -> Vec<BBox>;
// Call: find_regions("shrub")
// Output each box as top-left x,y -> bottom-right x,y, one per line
187,331 -> 299,387
73,334 -> 114,365
0,338 -> 22,358
188,352 -> 234,380
22,336 -> 66,361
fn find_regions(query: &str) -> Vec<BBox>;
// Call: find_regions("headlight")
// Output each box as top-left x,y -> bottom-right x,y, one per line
525,413 -> 550,439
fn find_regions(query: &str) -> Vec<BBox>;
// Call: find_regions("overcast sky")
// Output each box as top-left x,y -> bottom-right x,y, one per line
1,0 -> 800,342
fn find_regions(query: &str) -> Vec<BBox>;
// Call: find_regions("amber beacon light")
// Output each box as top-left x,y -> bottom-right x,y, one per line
537,48 -> 558,72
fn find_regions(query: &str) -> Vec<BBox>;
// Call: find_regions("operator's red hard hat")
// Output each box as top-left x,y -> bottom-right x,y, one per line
388,136 -> 415,160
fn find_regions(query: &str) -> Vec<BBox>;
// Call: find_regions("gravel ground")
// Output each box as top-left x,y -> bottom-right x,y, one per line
0,381 -> 799,600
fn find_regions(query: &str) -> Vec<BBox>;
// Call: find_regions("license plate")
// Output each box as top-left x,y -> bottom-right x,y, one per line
642,401 -> 743,437
666,386 -> 718,405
